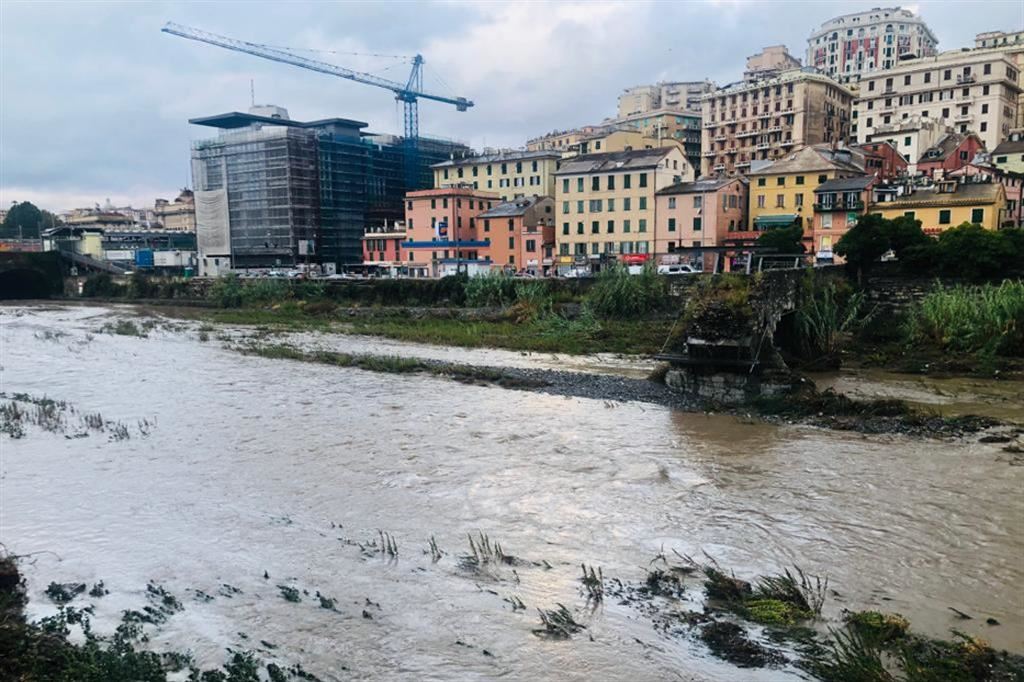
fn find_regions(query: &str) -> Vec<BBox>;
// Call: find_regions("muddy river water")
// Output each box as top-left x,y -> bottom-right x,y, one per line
1,304 -> 1022,680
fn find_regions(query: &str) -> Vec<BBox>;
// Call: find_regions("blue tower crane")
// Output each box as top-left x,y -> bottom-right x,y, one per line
161,22 -> 473,190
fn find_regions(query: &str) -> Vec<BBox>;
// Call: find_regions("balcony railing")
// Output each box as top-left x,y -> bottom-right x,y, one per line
813,200 -> 865,212
954,113 -> 974,122
957,74 -> 977,84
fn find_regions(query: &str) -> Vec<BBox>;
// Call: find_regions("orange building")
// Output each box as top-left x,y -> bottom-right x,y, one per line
361,220 -> 407,274
476,196 -> 556,275
403,185 -> 500,277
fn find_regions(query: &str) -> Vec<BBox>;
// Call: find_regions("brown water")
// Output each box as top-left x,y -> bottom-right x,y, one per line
2,304 -> 1022,680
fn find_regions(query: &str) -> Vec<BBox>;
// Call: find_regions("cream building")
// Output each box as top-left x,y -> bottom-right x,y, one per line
864,116 -> 950,174
617,81 -> 714,117
526,126 -> 606,152
701,70 -> 854,176
744,46 -> 803,82
154,189 -> 196,231
973,31 -> 1024,128
852,49 -> 1022,152
432,150 -> 562,200
807,7 -> 938,84
552,146 -> 694,267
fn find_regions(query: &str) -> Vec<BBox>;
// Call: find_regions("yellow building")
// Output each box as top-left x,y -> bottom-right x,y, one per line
991,132 -> 1024,174
432,150 -> 562,200
565,129 -> 687,158
871,179 -> 1006,233
525,126 -> 606,152
552,146 -> 694,270
747,145 -> 866,234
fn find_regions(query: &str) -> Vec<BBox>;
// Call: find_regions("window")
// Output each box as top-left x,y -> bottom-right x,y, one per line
607,175 -> 616,190
623,219 -> 631,233
638,219 -> 647,233
607,198 -> 615,211
638,173 -> 648,188
623,174 -> 631,189
693,196 -> 702,208
443,198 -> 449,208
982,103 -> 989,114
775,195 -> 785,208
501,163 -> 507,174
795,193 -> 804,208
757,194 -> 766,208
692,217 -> 702,231
668,197 -> 676,209
589,199 -> 603,212
623,197 -> 631,211
507,219 -> 514,231
924,72 -> 931,84
508,237 -> 515,249
562,201 -> 569,214
591,221 -> 599,234
821,213 -> 832,229
559,243 -> 569,256
577,178 -> 584,192
562,222 -> 569,235
577,222 -> 584,235
818,175 -> 828,184
757,177 -> 766,187
562,178 -> 569,193
607,220 -> 615,234
980,122 -> 988,132
904,74 -> 911,86
984,63 -> 991,75
668,218 -> 676,232
939,209 -> 951,225
592,177 -> 600,191
795,176 -> 805,185
943,69 -> 951,81
971,208 -> 984,224
576,200 -> 584,213
483,219 -> 490,232
430,199 -> 436,209
639,197 -> 647,210
407,201 -> 413,210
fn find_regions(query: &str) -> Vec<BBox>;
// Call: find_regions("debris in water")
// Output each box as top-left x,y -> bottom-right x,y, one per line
699,621 -> 785,668
533,604 -> 585,639
278,585 -> 301,603
44,582 -> 86,604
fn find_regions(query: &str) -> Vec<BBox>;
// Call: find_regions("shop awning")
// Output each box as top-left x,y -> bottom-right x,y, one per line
753,214 -> 798,228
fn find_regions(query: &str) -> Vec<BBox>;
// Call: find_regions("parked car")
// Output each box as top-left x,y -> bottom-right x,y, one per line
657,263 -> 699,276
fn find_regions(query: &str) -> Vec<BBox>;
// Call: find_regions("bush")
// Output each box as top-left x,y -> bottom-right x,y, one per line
207,274 -> 245,308
931,223 -> 1020,281
907,280 -> 1024,357
585,264 -> 667,319
81,273 -> 123,298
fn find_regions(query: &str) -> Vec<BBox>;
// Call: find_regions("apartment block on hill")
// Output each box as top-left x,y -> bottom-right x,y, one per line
807,7 -> 938,84
701,70 -> 854,176
852,49 -> 1022,152
617,81 -> 713,117
654,177 -> 748,270
871,178 -> 1006,232
477,196 -> 556,275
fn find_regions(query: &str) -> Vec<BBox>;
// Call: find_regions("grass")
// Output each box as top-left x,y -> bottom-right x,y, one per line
908,280 -> 1024,358
586,263 -> 668,319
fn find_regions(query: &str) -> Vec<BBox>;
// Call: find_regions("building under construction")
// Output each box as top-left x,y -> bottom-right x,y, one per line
189,105 -> 467,271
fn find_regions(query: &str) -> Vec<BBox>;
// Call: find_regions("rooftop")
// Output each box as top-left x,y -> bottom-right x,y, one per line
993,138 -> 1024,156
477,195 -> 550,218
553,147 -> 677,175
656,176 -> 747,195
189,111 -> 367,130
747,145 -> 866,176
432,149 -> 562,168
703,69 -> 855,99
919,133 -> 981,163
814,176 -> 876,193
876,181 -> 1002,208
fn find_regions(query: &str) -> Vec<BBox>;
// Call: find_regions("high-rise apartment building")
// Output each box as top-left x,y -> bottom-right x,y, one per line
808,7 -> 938,84
431,150 -> 562,200
974,31 -> 1024,128
608,109 -> 703,170
617,81 -> 714,117
552,147 -> 693,270
852,50 -> 1022,152
744,46 -> 803,82
189,106 -> 466,271
701,71 -> 854,176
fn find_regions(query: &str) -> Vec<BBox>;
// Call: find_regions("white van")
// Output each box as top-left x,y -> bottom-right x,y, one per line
657,263 -> 699,276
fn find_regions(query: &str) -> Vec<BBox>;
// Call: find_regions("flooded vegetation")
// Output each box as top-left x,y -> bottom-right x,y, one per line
2,303 -> 1023,680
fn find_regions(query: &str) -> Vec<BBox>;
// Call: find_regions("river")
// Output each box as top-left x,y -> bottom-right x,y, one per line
1,303 -> 1022,680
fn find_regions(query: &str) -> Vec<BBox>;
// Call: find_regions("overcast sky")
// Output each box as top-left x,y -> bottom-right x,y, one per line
1,0 -> 1022,211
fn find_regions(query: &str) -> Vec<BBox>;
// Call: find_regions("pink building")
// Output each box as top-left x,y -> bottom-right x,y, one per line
403,185 -> 500,277
361,220 -> 406,274
654,177 -> 748,270
917,133 -> 985,179
811,175 -> 876,262
476,196 -> 555,274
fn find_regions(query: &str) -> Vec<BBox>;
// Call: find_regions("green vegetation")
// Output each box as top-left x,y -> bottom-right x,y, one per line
908,280 -> 1023,357
756,223 -> 805,254
585,263 -> 667,318
794,280 -> 870,359
1,200 -> 61,239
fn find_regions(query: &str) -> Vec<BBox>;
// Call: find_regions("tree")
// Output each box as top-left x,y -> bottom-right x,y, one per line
0,201 -> 59,239
933,223 -> 1017,280
834,213 -> 890,283
756,223 -> 805,254
884,215 -> 929,258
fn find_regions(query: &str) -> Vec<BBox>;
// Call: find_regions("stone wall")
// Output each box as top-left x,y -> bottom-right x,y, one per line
664,367 -> 796,405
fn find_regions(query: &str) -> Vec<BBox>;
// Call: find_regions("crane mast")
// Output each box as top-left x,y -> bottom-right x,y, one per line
161,22 -> 473,189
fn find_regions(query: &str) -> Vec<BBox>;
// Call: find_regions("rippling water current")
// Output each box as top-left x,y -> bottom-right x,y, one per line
1,304 -> 1021,680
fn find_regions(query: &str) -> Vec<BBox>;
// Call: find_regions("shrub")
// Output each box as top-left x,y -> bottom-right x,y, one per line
585,264 -> 667,318
207,274 -> 244,308
240,278 -> 291,306
932,223 -> 1019,281
81,273 -> 123,298
465,271 -> 518,307
756,223 -> 805,254
907,280 -> 1024,356
795,282 -> 870,357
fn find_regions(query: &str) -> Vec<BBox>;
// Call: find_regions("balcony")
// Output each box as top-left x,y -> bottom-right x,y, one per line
737,129 -> 759,138
957,74 -> 977,85
813,200 -> 865,212
954,112 -> 974,123
713,164 -> 727,172
735,160 -> 751,168
702,150 -> 717,157
780,138 -> 796,146
714,134 -> 727,142
755,142 -> 771,150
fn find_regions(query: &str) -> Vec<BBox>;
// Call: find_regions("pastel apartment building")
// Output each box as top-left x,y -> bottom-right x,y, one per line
654,177 -> 748,269
552,147 -> 694,269
871,178 -> 1007,232
701,70 -> 854,176
807,7 -> 938,84
852,49 -> 1022,152
476,196 -> 556,274
746,144 -> 867,248
862,115 -> 950,174
991,130 -> 1024,173
811,175 -> 876,261
431,150 -> 561,200
361,220 -> 407,274
916,132 -> 985,178
402,186 -> 501,277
